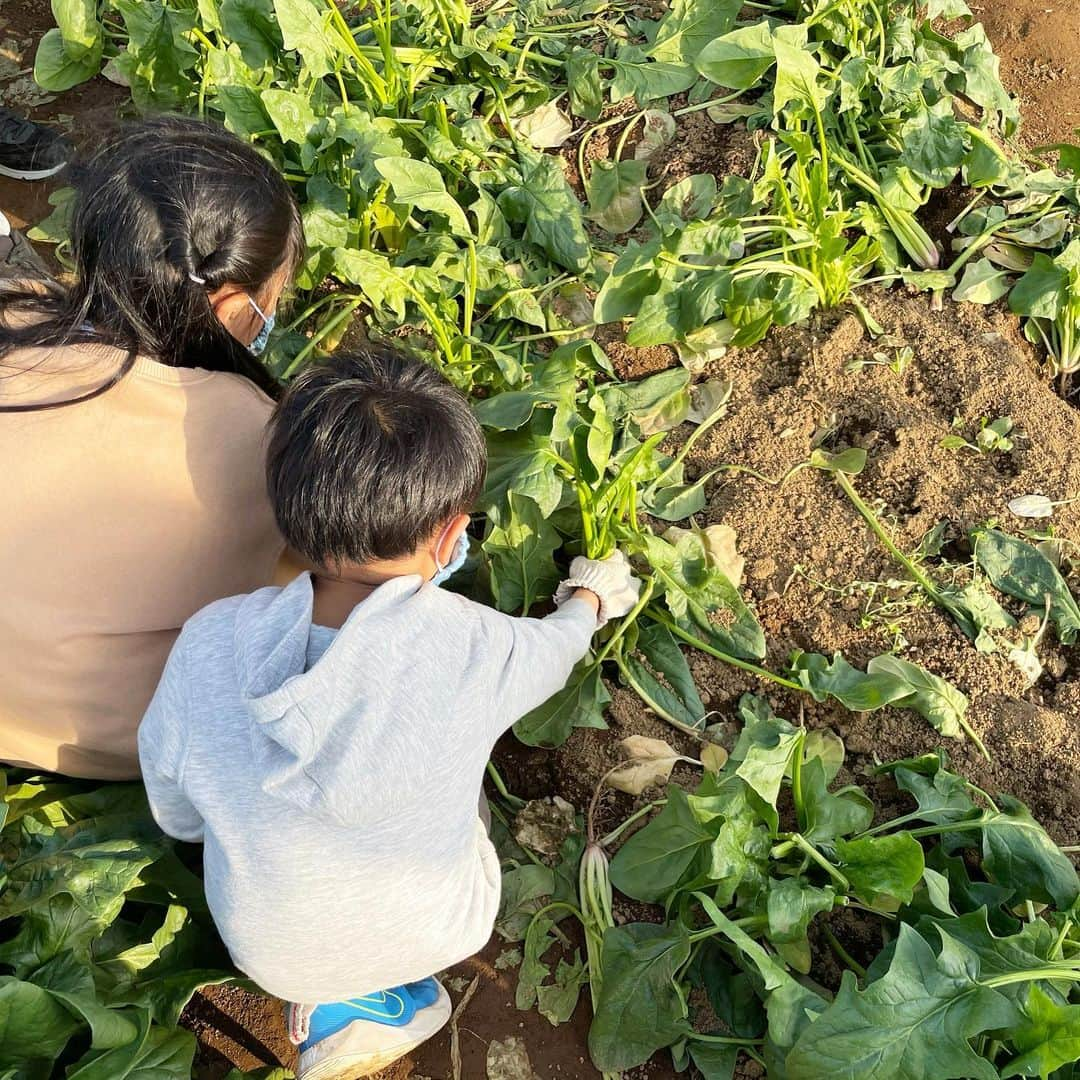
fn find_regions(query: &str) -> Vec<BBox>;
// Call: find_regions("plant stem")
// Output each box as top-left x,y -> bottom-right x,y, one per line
786,833 -> 851,890
648,609 -> 804,692
485,761 -> 525,809
823,924 -> 867,979
833,470 -> 938,598
598,798 -> 667,848
686,1033 -> 765,1046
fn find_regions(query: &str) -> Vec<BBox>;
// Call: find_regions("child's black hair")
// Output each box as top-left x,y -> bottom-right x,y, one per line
266,346 -> 487,568
0,115 -> 303,408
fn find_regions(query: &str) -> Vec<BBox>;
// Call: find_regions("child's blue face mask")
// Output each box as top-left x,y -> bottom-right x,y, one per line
247,296 -> 275,356
432,529 -> 469,586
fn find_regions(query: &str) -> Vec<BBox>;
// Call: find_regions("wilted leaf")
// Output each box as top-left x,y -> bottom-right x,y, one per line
514,103 -> 574,148
608,736 -> 685,795
1008,494 -> 1055,519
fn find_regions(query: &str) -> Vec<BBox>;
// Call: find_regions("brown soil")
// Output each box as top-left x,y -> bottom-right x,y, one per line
4,1 -> 1080,1078
972,0 -> 1080,147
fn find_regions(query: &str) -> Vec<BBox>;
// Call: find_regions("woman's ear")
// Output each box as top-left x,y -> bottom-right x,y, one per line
434,513 -> 470,568
208,286 -> 262,346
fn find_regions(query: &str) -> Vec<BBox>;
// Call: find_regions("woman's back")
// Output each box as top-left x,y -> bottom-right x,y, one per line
0,340 -> 282,777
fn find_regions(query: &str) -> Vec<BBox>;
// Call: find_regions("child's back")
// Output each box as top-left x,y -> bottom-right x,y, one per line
141,567 -> 593,1002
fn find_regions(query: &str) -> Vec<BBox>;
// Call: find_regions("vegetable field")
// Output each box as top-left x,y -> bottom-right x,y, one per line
2,0 -> 1080,1077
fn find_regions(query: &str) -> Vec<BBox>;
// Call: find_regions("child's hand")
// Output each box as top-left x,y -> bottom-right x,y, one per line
554,551 -> 641,626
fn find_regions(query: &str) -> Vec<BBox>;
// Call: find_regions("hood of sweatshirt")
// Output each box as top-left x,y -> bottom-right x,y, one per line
233,572 -> 461,827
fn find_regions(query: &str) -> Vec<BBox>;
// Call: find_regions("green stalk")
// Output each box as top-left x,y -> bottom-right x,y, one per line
832,470 -> 940,598
784,833 -> 852,890
485,761 -> 525,810
823,924 -> 867,979
647,608 -> 804,692
598,798 -> 667,848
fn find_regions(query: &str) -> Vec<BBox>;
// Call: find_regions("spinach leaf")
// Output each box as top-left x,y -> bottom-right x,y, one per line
588,922 -> 692,1071
973,529 -> 1080,644
482,492 -> 562,616
786,927 -> 1020,1080
499,149 -> 591,272
514,660 -> 609,748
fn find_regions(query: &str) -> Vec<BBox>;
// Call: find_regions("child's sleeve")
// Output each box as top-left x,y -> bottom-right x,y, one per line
137,640 -> 205,843
477,596 -> 597,737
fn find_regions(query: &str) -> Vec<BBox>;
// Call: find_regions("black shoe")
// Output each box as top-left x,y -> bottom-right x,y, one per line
0,109 -> 72,181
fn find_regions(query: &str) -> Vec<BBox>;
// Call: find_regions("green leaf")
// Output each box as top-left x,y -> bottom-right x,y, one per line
808,447 -> 867,474
497,865 -> 557,942
483,493 -> 561,616
977,796 -> 1080,910
648,0 -> 741,65
730,706 -> 801,833
836,833 -> 925,907
898,103 -> 966,188
695,22 -> 776,90
67,1011 -> 197,1080
1004,985 -> 1080,1079
26,186 -> 76,247
891,762 -> 976,826
474,341 -> 577,433
786,926 -> 1019,1080
514,660 -> 609,748
103,904 -> 234,1026
566,48 -> 603,121
374,157 -> 472,237
953,258 -> 1012,305
1009,253 -> 1069,321
772,25 -> 828,118
261,88 -> 318,145
587,923 -> 692,1071
688,1042 -> 739,1079
643,530 -> 765,661
536,954 -> 588,1026
593,239 -> 662,323
973,529 -> 1080,644
30,952 -> 138,1049
273,0 -> 337,77
331,249 -> 414,321
51,0 -> 101,57
864,655 -> 970,741
609,785 -> 712,903
482,429 -> 564,519
34,27 -> 103,91
622,620 -> 707,731
790,651 -> 906,712
498,149 -> 591,272
799,756 -> 874,846
607,47 -> 697,104
0,976 -> 82,1068
113,1 -> 199,111
220,0 -> 281,69
586,159 -> 647,235
597,367 -> 691,430
766,878 -> 835,948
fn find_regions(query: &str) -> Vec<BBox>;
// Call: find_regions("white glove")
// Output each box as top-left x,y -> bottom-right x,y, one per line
554,550 -> 641,627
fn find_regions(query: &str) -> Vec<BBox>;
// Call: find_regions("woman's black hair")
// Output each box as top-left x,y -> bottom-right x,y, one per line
0,115 -> 304,409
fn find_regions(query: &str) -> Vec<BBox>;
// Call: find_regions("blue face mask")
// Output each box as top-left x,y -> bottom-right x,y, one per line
248,296 -> 275,356
432,529 -> 470,586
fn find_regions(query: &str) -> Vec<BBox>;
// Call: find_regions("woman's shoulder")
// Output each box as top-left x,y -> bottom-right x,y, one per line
132,361 -> 276,435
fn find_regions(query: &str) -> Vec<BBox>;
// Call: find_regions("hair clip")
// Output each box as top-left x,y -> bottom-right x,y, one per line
189,272 -> 207,285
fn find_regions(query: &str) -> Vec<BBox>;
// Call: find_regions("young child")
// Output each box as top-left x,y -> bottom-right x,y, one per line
138,346 -> 639,1080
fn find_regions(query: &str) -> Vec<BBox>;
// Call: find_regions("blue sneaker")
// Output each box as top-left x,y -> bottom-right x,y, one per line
286,978 -> 451,1079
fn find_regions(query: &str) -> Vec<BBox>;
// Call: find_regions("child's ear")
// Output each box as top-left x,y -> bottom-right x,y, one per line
434,513 -> 470,567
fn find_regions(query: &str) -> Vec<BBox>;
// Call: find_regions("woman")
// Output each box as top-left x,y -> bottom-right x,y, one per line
0,116 -> 304,778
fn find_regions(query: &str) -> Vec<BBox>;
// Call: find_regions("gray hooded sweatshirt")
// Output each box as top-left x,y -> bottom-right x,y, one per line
137,571 -> 595,1004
